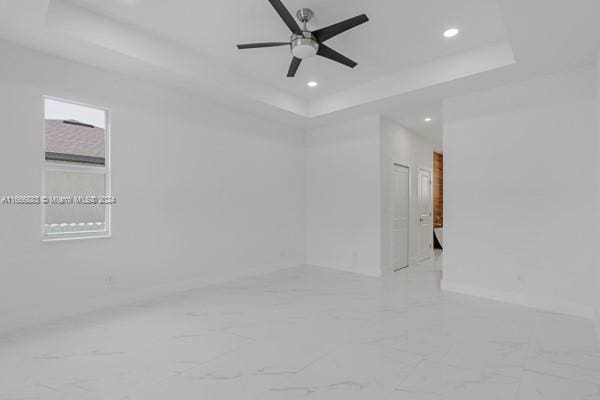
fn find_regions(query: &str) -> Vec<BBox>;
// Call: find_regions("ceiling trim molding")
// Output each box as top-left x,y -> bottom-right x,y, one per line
309,41 -> 516,118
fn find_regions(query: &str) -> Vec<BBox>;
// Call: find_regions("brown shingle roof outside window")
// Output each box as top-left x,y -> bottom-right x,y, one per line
45,120 -> 105,165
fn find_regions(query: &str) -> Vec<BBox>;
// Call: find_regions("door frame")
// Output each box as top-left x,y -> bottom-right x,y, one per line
391,163 -> 411,272
417,167 -> 434,262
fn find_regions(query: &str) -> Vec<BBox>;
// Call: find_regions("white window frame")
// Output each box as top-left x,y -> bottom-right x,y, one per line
41,96 -> 112,242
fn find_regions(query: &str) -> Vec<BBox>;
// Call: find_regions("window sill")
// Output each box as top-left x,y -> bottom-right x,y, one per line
42,231 -> 111,242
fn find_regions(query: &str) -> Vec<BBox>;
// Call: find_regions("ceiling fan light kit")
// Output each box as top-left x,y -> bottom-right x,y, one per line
291,8 -> 318,59
236,0 -> 369,77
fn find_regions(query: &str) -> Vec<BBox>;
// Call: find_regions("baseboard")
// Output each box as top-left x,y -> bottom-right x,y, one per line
441,279 -> 595,320
0,259 -> 305,335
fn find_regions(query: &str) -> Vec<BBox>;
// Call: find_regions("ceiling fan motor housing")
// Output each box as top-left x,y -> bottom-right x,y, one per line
291,31 -> 319,59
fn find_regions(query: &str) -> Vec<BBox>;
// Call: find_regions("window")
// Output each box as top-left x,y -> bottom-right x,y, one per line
42,98 -> 111,240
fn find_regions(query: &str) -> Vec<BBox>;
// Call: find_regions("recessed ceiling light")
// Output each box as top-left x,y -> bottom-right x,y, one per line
424,117 -> 433,123
307,81 -> 318,87
443,28 -> 460,38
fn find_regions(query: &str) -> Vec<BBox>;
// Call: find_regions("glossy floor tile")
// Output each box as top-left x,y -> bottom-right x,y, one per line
1,253 -> 599,399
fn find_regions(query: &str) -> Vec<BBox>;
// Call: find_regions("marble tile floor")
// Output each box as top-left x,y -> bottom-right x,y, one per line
1,255 -> 600,399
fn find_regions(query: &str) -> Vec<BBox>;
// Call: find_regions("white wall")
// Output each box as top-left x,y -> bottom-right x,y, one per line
306,116 -> 382,277
443,67 -> 597,319
0,41 -> 306,332
380,117 -> 434,271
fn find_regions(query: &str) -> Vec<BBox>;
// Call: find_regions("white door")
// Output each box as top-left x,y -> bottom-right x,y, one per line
391,164 -> 409,270
417,169 -> 433,262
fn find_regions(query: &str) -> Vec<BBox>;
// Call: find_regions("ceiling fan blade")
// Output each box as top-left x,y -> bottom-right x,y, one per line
313,14 -> 369,43
287,57 -> 302,77
237,42 -> 289,50
268,0 -> 302,34
317,44 -> 357,68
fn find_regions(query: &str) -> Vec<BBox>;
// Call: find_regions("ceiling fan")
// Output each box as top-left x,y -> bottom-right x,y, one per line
236,0 -> 369,77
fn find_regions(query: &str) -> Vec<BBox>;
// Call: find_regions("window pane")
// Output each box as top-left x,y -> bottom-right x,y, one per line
44,99 -> 106,166
44,170 -> 106,234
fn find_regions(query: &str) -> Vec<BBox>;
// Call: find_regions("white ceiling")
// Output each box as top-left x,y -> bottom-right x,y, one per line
0,0 -> 600,149
70,0 -> 509,100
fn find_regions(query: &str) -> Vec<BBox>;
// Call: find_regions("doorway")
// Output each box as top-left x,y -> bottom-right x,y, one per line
391,164 -> 410,271
417,168 -> 433,262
